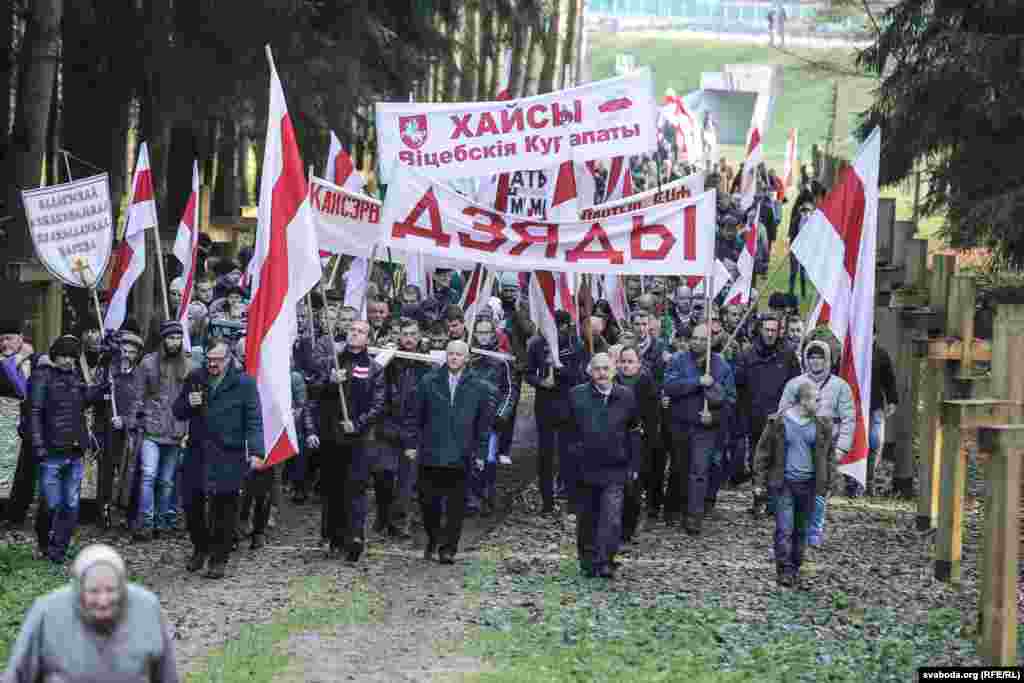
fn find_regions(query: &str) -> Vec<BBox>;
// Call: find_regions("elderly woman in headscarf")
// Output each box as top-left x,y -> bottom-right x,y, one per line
2,544 -> 179,683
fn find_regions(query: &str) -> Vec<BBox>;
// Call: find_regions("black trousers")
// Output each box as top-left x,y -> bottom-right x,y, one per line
665,428 -> 692,521
186,492 -> 239,564
324,442 -> 370,549
622,477 -> 642,541
372,470 -> 397,527
535,420 -> 572,508
7,441 -> 37,524
241,469 -> 275,537
418,465 -> 467,555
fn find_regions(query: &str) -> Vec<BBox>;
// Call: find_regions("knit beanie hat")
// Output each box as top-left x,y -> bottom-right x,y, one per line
50,334 -> 80,359
160,320 -> 184,339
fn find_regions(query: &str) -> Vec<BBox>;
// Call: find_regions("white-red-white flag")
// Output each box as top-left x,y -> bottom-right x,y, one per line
603,274 -> 628,323
726,201 -> 758,306
791,127 -> 881,484
529,270 -> 562,368
460,265 -> 496,328
343,256 -> 369,315
548,160 -> 579,221
105,142 -> 158,331
245,47 -> 324,466
172,161 -> 199,353
739,127 -> 763,210
781,127 -> 798,201
575,157 -> 633,207
325,130 -> 366,194
660,94 -> 699,165
557,272 -> 577,325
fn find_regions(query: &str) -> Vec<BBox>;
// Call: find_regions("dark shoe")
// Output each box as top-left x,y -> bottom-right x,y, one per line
438,551 -> 455,565
704,498 -> 717,518
684,515 -> 702,536
777,571 -> 796,588
541,503 -> 555,517
345,538 -> 364,563
387,525 -> 411,540
187,553 -> 208,573
250,533 -> 266,550
664,515 -> 678,527
204,562 -> 226,580
423,542 -> 436,561
292,492 -> 308,505
132,528 -> 152,543
596,566 -> 616,579
152,529 -> 162,540
373,517 -> 388,534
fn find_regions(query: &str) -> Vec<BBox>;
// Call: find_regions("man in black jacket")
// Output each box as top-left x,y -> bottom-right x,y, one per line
525,311 -> 589,515
568,353 -> 638,579
30,335 -> 110,563
307,319 -> 386,562
734,314 -> 802,494
496,275 -> 534,461
173,341 -> 264,579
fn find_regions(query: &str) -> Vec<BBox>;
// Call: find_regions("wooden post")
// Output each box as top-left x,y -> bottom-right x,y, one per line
991,303 -> 1024,404
904,239 -> 929,291
928,253 -> 955,332
935,399 -> 1022,582
876,198 -> 896,265
950,275 -> 976,379
915,349 -> 947,531
976,424 -> 1023,666
42,280 -> 63,350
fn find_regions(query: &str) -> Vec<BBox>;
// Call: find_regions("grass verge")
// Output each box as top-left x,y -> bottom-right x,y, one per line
187,575 -> 380,683
459,558 -> 979,682
0,544 -> 67,665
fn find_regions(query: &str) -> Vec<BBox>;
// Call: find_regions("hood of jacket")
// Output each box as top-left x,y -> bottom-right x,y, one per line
803,340 -> 832,383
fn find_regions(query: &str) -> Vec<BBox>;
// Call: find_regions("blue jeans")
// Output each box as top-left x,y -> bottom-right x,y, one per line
805,494 -> 827,546
40,453 -> 85,561
139,440 -> 180,530
772,478 -> 816,574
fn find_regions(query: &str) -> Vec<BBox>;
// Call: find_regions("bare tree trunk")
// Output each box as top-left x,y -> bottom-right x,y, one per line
459,0 -> 478,102
6,0 -> 63,260
560,0 -> 577,88
538,3 -> 561,94
444,9 -> 461,101
508,19 -> 527,98
45,64 -> 60,186
1,3 -> 15,158
523,25 -> 540,96
477,0 -> 493,99
215,117 -> 239,217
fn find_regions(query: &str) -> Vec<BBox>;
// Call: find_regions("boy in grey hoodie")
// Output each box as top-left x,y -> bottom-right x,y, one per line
777,340 -> 854,547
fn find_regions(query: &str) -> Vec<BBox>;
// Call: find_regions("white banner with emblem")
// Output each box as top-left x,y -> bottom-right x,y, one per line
22,173 -> 114,288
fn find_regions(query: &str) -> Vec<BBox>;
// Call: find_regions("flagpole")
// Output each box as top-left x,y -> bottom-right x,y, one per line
151,223 -> 171,320
701,270 -> 713,422
358,244 -> 379,322
720,243 -> 793,355
308,162 -> 350,425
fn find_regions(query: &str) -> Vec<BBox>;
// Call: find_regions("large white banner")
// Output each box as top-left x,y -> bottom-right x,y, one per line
310,176 -> 383,258
376,70 -> 658,184
578,171 -> 705,221
23,173 -> 114,288
381,166 -> 716,275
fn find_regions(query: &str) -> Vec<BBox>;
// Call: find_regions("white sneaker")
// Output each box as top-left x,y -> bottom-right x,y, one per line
498,454 -> 512,465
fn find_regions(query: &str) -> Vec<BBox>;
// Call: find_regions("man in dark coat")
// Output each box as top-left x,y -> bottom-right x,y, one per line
466,318 -> 519,516
663,323 -> 736,535
524,311 -> 589,514
306,319 -> 386,562
407,340 -> 492,564
374,317 -> 430,538
172,341 -> 264,579
734,313 -> 802,498
30,335 -> 111,563
630,309 -> 670,522
496,275 -> 534,460
568,353 -> 639,579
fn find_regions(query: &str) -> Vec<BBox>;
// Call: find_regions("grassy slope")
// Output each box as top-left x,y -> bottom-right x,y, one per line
589,32 -> 943,241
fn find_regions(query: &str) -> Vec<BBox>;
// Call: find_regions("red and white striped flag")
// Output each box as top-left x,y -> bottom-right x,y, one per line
575,157 -> 633,208
325,130 -> 366,194
791,127 -> 881,484
603,274 -> 628,323
529,270 -> 562,368
548,160 -> 578,221
726,201 -> 758,306
343,255 -> 369,315
105,142 -> 158,331
781,127 -> 798,201
245,47 -> 323,466
476,53 -> 515,210
557,272 -> 577,325
739,127 -> 763,210
172,161 -> 199,353
460,264 -> 496,327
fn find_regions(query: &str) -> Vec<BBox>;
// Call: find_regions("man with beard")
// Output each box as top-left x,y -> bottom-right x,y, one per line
307,320 -> 385,562
131,322 -> 191,542
112,328 -> 146,525
0,321 -> 35,527
374,318 -> 430,538
496,274 -> 534,463
30,335 -> 111,563
407,340 -> 492,564
173,341 -> 263,579
663,323 -> 736,535
734,313 -> 801,498
525,310 -> 589,515
466,318 -> 518,516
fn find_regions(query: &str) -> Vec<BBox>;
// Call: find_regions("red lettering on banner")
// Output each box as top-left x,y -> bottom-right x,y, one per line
451,114 -> 474,139
501,109 -> 524,133
630,215 -> 676,260
476,112 -> 499,136
392,188 -> 451,247
526,105 -> 548,129
683,205 -> 697,261
323,191 -> 336,214
509,221 -> 559,258
565,223 -> 624,264
368,204 -> 380,224
310,183 -> 322,211
459,207 -> 508,253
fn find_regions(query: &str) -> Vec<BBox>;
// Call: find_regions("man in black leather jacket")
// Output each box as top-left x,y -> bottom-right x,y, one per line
30,335 -> 110,563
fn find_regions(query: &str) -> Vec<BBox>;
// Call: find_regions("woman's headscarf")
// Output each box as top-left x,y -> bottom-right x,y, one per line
71,544 -> 128,627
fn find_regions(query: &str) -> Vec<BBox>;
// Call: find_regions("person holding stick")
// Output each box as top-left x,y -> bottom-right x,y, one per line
306,319 -> 385,562
662,323 -> 736,536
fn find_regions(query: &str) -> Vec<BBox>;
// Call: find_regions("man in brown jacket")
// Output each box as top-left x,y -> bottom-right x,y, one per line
753,379 -> 835,587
